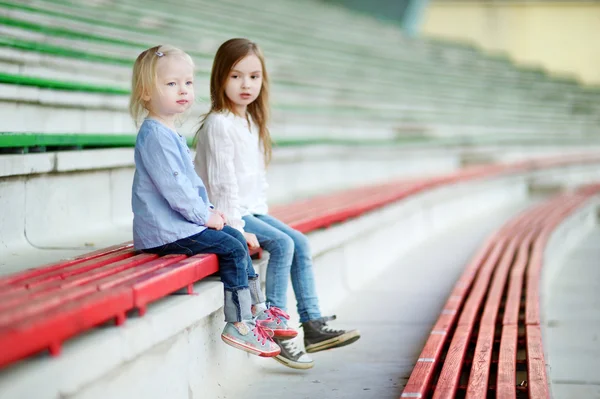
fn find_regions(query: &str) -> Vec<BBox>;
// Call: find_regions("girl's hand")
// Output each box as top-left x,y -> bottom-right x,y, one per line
243,232 -> 260,249
210,208 -> 227,224
206,212 -> 225,230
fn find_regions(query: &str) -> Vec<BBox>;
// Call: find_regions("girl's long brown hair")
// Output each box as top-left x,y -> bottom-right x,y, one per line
196,38 -> 272,164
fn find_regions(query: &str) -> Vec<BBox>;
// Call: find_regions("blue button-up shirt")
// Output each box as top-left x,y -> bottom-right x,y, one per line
132,119 -> 213,249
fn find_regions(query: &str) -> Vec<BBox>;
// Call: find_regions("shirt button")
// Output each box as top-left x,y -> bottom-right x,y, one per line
174,172 -> 179,176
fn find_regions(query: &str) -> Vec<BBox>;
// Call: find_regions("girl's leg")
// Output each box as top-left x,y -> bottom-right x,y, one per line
220,226 -> 265,305
145,229 -> 251,322
242,214 -> 294,312
145,229 -> 280,357
254,214 -> 321,323
254,215 -> 361,353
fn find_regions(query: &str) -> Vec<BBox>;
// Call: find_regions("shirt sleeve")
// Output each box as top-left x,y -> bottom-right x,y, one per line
200,117 -> 246,233
139,128 -> 211,226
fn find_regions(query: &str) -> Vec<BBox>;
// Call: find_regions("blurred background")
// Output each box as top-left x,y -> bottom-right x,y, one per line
2,0 -> 599,196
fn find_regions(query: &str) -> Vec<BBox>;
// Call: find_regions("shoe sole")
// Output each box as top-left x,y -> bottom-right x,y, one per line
221,334 -> 280,357
273,355 -> 314,370
305,330 -> 361,354
272,330 -> 298,340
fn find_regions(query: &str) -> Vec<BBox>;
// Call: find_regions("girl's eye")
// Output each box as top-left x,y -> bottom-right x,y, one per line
186,81 -> 193,86
167,82 -> 176,87
230,75 -> 239,79
251,75 -> 260,79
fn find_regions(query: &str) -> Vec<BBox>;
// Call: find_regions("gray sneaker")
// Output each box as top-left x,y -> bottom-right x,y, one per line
273,337 -> 314,370
221,321 -> 280,357
302,315 -> 360,353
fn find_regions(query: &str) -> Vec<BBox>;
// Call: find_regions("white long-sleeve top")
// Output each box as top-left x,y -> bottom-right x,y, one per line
194,111 -> 269,233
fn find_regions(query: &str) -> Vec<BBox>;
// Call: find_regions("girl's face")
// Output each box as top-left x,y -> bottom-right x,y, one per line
225,54 -> 263,115
145,56 -> 195,121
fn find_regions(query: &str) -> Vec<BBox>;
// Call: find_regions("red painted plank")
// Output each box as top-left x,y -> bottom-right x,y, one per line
272,183 -> 401,222
132,254 -> 218,312
466,237 -> 519,399
466,325 -> 495,399
95,255 -> 188,290
497,325 -> 518,399
399,333 -> 446,398
0,254 -> 157,313
0,242 -> 133,287
290,184 -> 428,232
0,287 -> 133,368
402,227 -> 500,398
0,284 -> 99,328
457,240 -> 506,327
23,249 -> 136,288
526,325 -> 550,399
503,235 -> 533,326
431,325 -> 472,399
0,252 -> 135,303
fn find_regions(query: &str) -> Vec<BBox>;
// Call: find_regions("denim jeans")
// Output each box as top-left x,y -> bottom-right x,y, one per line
142,225 -> 258,290
242,214 -> 321,323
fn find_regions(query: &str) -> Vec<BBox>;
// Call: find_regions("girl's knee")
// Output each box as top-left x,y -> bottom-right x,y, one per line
225,241 -> 250,267
290,230 -> 310,253
275,234 -> 295,256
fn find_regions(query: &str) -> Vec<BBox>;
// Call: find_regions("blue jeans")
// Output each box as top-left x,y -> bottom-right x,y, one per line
242,214 -> 321,323
142,225 -> 258,291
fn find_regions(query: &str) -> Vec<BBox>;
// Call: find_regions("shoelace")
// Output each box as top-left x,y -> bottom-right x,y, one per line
266,306 -> 290,321
313,315 -> 343,333
321,324 -> 344,334
252,323 -> 275,346
281,339 -> 303,357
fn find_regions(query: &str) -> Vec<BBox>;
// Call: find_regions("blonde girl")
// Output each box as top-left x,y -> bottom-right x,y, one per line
130,45 -> 280,357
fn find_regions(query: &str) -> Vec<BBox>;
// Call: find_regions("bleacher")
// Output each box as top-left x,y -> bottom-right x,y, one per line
1,0 -> 600,398
1,0 -> 600,142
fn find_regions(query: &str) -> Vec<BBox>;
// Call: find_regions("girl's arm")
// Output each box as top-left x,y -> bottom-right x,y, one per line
201,119 -> 246,233
140,129 -> 212,226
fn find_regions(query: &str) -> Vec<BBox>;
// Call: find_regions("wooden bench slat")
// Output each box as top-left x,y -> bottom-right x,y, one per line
399,333 -> 445,398
465,237 -> 518,398
431,324 -> 472,399
0,287 -> 133,369
497,324 -> 518,399
0,283 -> 99,328
0,242 -> 133,287
94,255 -> 188,291
130,254 -> 218,314
456,240 -> 506,327
23,249 -> 136,288
526,325 -> 550,399
0,254 -> 157,313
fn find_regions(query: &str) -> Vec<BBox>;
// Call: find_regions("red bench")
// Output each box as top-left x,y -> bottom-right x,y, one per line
1,155 -> 599,369
401,184 -> 600,399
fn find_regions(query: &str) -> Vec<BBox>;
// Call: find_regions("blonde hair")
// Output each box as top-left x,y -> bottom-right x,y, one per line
129,44 -> 195,127
195,38 -> 272,164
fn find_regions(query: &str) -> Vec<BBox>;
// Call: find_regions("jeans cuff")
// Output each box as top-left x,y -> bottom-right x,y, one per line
223,288 -> 252,322
248,277 -> 266,305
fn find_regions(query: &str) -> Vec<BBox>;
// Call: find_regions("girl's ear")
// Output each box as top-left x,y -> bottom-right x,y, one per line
142,90 -> 151,102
